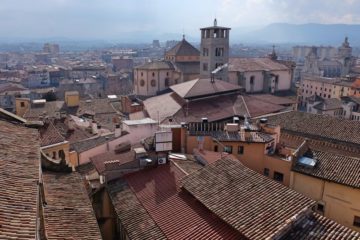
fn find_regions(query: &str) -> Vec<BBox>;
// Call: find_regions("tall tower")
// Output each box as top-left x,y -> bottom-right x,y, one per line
200,19 -> 230,80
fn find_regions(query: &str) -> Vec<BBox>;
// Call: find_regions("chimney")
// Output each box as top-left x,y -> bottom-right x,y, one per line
233,116 -> 240,124
115,124 -> 122,137
91,121 -> 98,134
259,118 -> 268,129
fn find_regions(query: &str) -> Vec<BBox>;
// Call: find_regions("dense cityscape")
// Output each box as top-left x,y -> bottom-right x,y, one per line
1,1 -> 360,240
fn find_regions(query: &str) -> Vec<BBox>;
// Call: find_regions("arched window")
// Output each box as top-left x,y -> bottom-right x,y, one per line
152,72 -> 155,77
165,78 -> 170,87
58,150 -> 65,160
140,80 -> 145,86
250,76 -> 255,85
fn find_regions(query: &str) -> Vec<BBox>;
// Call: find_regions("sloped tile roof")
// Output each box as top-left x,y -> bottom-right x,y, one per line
39,121 -> 66,147
166,39 -> 200,56
229,57 -> 289,72
281,212 -> 360,239
293,149 -> 360,188
0,120 -> 40,240
109,163 -> 245,239
266,111 -> 360,146
42,171 -> 102,239
170,78 -> 242,99
181,158 -> 315,239
135,61 -> 174,70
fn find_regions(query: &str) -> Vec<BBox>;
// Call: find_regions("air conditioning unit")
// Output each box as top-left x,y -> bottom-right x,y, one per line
158,157 -> 166,165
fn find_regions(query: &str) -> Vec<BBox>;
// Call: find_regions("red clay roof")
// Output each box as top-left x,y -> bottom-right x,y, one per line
170,78 -> 242,99
0,120 -> 40,240
113,162 -> 245,239
181,158 -> 315,239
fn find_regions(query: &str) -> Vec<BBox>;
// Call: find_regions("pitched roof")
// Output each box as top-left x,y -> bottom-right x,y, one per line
0,120 -> 40,240
265,111 -> 360,146
39,121 -> 66,147
229,57 -> 289,72
281,212 -> 360,239
24,100 -> 65,120
109,163 -> 245,239
107,179 -> 167,240
71,134 -> 116,153
181,158 -> 315,239
313,98 -> 342,111
251,94 -> 296,106
172,61 -> 200,74
170,78 -> 242,99
42,172 -> 102,239
166,38 -> 200,56
293,149 -> 360,188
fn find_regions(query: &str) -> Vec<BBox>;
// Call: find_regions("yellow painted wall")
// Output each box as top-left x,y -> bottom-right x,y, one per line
291,172 -> 360,231
65,92 -> 80,107
186,135 -> 291,185
69,151 -> 79,167
41,141 -> 70,166
15,98 -> 30,117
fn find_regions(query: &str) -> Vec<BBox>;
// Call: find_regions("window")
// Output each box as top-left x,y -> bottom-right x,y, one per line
215,48 -> 224,57
141,72 -> 143,77
223,146 -> 233,154
238,146 -> 244,154
264,168 -> 270,176
317,202 -> 325,214
140,79 -> 145,86
151,79 -> 156,87
20,101 -> 25,107
273,171 -> 284,182
203,48 -> 209,56
152,72 -> 155,77
52,151 -> 56,159
353,216 -> 360,227
165,78 -> 170,87
250,76 -> 255,85
203,63 -> 208,71
166,72 -> 169,76
214,145 -> 218,152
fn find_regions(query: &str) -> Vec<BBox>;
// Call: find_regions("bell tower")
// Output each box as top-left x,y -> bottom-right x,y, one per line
200,19 -> 230,80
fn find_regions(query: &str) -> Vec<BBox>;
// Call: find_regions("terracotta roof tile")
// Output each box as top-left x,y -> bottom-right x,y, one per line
166,39 -> 200,57
266,111 -> 360,146
229,57 -> 289,72
293,149 -> 360,188
0,120 -> 40,240
42,171 -> 102,240
39,121 -> 66,147
281,212 -> 360,239
110,163 -> 245,239
181,158 -> 315,239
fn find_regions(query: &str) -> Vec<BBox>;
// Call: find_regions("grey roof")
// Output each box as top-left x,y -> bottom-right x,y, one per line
71,134 -> 116,153
313,98 -> 342,111
229,57 -> 289,72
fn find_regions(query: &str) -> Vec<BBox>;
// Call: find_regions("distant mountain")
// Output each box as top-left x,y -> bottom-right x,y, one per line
233,23 -> 360,46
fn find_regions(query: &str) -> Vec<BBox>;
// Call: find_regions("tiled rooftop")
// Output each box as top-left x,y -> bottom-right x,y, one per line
109,162 -> 245,239
0,120 -> 40,240
266,111 -> 360,146
181,157 -> 315,239
293,149 -> 360,188
229,57 -> 289,72
42,171 -> 102,239
281,212 -> 360,239
39,121 -> 66,147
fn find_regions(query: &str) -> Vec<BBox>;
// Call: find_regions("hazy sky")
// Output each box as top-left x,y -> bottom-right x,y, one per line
1,0 -> 360,40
